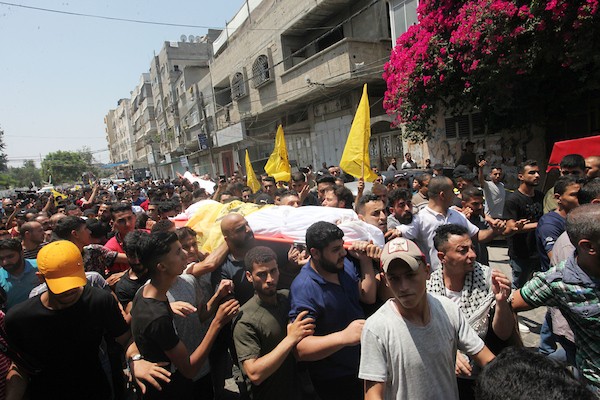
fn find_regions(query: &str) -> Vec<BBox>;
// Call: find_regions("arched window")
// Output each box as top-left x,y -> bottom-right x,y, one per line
252,55 -> 271,88
231,72 -> 247,99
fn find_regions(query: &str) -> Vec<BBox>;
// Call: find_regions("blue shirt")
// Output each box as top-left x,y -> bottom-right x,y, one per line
289,258 -> 363,380
0,259 -> 39,310
535,211 -> 565,272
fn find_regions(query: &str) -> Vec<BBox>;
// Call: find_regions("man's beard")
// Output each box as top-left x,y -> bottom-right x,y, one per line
318,256 -> 344,274
397,213 -> 413,225
3,256 -> 23,275
256,285 -> 277,298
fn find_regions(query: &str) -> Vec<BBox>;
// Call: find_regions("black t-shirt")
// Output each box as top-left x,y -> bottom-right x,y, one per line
503,189 -> 544,259
130,294 -> 179,364
114,269 -> 148,308
302,191 -> 319,206
5,285 -> 129,400
130,292 -> 194,399
211,255 -> 254,305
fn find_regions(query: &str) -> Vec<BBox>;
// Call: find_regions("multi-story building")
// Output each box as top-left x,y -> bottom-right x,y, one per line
130,73 -> 157,178
105,110 -> 118,165
106,0 -> 401,178
148,32 -> 220,178
208,0 -> 397,174
105,98 -> 135,167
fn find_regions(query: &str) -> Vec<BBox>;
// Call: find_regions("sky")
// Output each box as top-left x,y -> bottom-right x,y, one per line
0,0 -> 244,167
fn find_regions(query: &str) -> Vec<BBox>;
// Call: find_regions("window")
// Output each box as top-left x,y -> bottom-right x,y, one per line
231,72 -> 247,99
252,55 -> 271,88
390,0 -> 418,41
444,112 -> 485,138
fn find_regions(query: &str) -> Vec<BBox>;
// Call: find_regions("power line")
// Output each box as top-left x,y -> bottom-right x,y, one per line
0,1 -> 223,29
3,135 -> 107,140
0,1 -> 335,31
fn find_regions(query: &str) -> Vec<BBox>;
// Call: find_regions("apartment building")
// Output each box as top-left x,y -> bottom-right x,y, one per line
130,73 -> 156,177
148,32 -> 220,178
208,0 -> 398,174
106,0 -> 416,177
105,98 -> 135,167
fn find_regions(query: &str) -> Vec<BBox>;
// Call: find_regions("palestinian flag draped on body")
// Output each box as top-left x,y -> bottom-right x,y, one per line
245,150 -> 261,193
339,84 -> 379,182
264,125 -> 291,182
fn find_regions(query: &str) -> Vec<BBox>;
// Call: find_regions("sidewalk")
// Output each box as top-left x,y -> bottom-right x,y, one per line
487,241 -> 544,348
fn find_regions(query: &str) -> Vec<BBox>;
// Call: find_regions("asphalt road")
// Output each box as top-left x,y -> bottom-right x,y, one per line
487,241 -> 544,348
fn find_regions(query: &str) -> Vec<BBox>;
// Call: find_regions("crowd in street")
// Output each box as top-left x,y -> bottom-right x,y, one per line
0,149 -> 599,400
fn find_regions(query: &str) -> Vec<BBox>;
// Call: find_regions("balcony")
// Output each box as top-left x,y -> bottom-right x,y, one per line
215,105 -> 240,132
279,38 -> 391,102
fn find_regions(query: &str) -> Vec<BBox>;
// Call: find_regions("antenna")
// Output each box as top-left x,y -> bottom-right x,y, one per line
188,34 -> 195,43
180,34 -> 187,42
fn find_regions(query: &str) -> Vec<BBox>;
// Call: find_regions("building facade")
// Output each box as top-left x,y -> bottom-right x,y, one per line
105,98 -> 135,167
208,0 -> 397,174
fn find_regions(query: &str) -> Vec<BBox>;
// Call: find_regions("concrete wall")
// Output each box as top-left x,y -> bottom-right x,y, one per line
403,117 -> 547,189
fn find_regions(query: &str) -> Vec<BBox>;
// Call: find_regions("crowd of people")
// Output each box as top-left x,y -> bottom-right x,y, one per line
0,152 -> 598,399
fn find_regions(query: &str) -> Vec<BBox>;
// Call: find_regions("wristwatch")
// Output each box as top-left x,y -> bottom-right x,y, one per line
129,353 -> 144,362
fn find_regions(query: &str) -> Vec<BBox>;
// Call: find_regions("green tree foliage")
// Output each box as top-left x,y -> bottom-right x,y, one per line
0,128 -> 8,172
0,128 -> 11,188
383,0 -> 600,140
42,150 -> 89,184
8,160 -> 42,189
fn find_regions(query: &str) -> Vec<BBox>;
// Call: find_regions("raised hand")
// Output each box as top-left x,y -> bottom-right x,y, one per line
215,298 -> 240,326
491,269 -> 511,302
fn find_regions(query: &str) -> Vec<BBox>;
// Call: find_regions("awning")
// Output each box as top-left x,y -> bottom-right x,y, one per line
547,136 -> 600,172
101,160 -> 129,169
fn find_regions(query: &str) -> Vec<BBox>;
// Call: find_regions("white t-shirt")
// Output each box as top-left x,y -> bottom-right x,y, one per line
444,288 -> 462,304
398,207 -> 479,271
359,295 -> 485,400
482,180 -> 506,219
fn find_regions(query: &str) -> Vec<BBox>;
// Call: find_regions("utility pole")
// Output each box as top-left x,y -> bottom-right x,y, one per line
199,90 -> 216,177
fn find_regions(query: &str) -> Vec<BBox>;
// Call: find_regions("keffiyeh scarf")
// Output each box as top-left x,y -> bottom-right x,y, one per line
427,262 -> 495,338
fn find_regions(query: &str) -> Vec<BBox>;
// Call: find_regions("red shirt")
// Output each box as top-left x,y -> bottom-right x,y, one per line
104,229 -> 150,273
104,235 -> 128,273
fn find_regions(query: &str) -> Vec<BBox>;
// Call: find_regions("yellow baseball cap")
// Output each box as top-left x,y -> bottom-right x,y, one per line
37,241 -> 87,294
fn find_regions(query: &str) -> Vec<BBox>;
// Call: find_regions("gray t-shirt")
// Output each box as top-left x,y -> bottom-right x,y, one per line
359,295 -> 485,400
167,274 -> 211,380
482,180 -> 505,219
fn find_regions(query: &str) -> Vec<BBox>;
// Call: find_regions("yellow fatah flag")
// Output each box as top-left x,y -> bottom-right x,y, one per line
264,125 -> 291,182
245,150 -> 261,193
51,189 -> 67,206
339,84 -> 379,182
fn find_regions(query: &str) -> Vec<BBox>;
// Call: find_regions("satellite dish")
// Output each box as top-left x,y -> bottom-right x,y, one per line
180,34 -> 187,42
188,35 -> 195,43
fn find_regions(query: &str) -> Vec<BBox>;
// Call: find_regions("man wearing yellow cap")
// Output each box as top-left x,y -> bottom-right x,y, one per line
4,240 -> 170,399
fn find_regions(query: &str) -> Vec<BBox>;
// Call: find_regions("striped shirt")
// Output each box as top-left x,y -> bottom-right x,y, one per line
520,256 -> 600,387
22,242 -> 47,260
